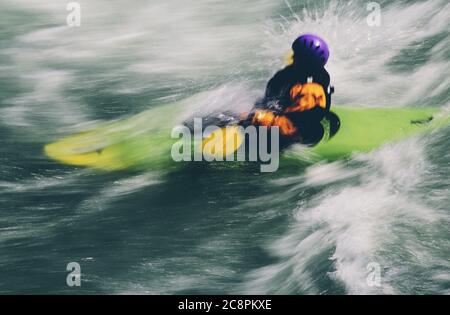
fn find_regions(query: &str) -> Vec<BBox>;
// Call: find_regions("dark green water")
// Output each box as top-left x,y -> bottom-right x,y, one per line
0,0 -> 449,294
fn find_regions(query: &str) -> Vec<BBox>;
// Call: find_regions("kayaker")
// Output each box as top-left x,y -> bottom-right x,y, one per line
245,34 -> 337,147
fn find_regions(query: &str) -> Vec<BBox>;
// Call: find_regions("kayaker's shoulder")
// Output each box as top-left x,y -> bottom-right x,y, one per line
269,65 -> 296,81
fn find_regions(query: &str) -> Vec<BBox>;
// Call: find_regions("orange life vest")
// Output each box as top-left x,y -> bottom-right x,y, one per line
286,82 -> 326,113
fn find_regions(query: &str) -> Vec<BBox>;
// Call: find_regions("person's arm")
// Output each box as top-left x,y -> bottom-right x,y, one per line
243,70 -> 283,126
247,67 -> 297,136
249,110 -> 296,136
254,71 -> 285,112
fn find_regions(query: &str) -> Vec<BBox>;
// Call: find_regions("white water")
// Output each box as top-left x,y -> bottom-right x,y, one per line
242,0 -> 450,294
244,137 -> 450,294
0,0 -> 449,294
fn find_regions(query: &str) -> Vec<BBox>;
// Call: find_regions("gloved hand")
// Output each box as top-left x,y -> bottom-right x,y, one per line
252,110 -> 275,126
251,110 -> 297,136
274,115 -> 297,136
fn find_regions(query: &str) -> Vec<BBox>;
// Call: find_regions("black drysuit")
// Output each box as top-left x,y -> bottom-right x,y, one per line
253,61 -> 333,146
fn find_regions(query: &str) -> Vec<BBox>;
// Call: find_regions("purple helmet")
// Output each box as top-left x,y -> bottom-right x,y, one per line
292,34 -> 329,66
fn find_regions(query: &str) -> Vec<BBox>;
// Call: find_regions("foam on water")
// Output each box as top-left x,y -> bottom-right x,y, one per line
244,137 -> 449,294
239,0 -> 450,294
0,0 -> 448,294
0,0 -> 277,135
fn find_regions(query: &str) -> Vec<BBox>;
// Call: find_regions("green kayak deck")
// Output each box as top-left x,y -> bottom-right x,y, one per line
44,105 -> 449,171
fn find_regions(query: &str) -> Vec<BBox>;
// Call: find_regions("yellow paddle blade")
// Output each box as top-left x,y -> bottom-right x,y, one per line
201,126 -> 244,160
284,49 -> 294,65
44,133 -> 126,171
